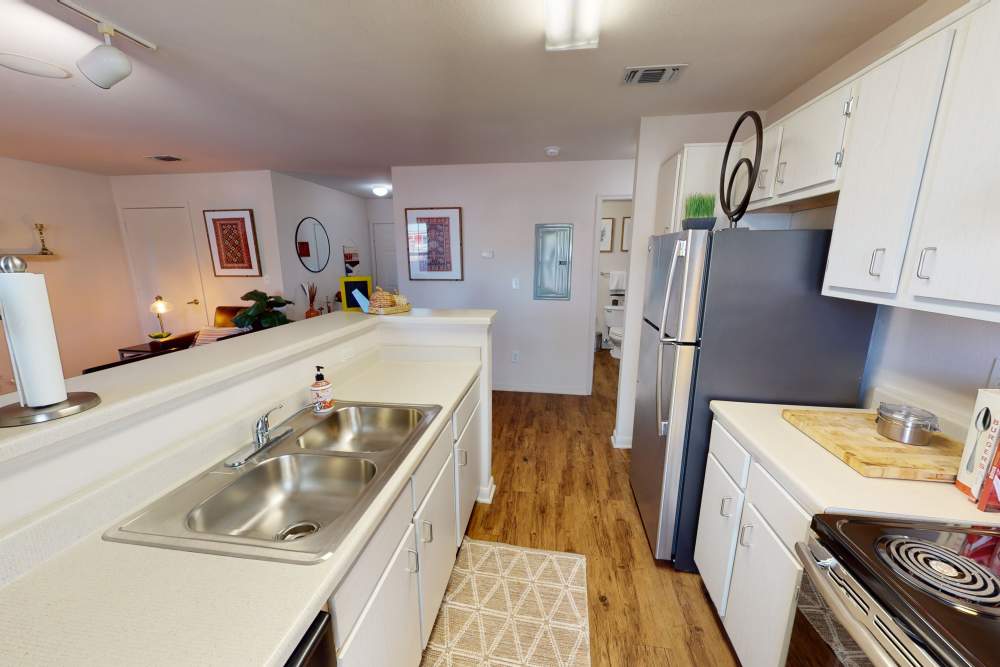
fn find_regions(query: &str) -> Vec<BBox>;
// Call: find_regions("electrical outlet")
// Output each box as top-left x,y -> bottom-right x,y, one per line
511,351 -> 520,363
988,357 -> 1000,389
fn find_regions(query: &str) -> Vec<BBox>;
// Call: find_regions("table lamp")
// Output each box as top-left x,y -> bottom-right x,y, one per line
149,295 -> 172,339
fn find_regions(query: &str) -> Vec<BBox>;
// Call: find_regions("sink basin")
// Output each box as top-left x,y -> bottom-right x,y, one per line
297,405 -> 426,453
103,400 -> 441,563
186,455 -> 377,541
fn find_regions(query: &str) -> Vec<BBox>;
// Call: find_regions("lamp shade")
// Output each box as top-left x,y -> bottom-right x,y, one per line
149,295 -> 172,314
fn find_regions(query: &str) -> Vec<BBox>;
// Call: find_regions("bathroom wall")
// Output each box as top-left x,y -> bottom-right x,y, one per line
596,199 -> 633,338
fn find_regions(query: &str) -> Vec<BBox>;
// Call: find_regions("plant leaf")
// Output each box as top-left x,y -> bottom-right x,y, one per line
240,289 -> 268,303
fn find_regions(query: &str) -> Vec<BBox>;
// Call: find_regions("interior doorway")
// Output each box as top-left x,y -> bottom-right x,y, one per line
371,222 -> 398,291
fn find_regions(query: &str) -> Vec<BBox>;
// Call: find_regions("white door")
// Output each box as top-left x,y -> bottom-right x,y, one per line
120,207 -> 208,334
906,1 -> 1000,308
773,84 -> 852,196
723,503 -> 803,667
824,29 -> 954,295
415,451 -> 459,647
455,403 -> 482,545
654,154 -> 681,234
372,222 -> 398,291
693,454 -> 745,617
337,523 -> 422,666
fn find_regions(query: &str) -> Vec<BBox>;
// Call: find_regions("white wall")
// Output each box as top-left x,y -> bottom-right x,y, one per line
596,199 -> 632,337
271,172 -> 371,320
613,112 -> 743,447
391,160 -> 634,394
0,157 -> 142,381
110,171 -> 285,315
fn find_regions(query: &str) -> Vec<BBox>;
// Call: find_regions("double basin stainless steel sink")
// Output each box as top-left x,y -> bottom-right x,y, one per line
104,401 -> 441,563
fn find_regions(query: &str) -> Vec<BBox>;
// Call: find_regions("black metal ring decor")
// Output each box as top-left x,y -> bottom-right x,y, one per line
719,110 -> 763,228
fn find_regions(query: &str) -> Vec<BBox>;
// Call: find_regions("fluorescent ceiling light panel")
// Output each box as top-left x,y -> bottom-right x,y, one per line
545,0 -> 601,51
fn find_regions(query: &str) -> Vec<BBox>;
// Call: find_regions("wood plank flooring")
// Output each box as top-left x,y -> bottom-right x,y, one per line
467,351 -> 738,667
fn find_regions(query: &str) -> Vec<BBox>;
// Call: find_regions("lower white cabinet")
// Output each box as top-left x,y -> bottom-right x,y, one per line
693,453 -> 744,616
338,523 -> 422,666
415,450 -> 459,647
455,403 -> 482,545
723,503 -> 803,667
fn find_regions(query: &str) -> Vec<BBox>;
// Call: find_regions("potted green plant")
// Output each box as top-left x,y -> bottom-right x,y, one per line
682,193 -> 717,230
232,290 -> 294,330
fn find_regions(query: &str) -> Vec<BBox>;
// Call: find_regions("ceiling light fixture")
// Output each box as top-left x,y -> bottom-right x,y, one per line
77,23 -> 132,89
0,53 -> 72,79
544,0 -> 601,51
544,146 -> 561,158
57,0 -> 158,50
371,185 -> 391,197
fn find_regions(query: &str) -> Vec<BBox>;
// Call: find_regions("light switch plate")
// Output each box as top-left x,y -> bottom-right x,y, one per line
511,277 -> 520,289
481,250 -> 495,259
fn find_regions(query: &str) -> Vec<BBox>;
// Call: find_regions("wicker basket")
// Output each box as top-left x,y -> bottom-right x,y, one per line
369,303 -> 412,315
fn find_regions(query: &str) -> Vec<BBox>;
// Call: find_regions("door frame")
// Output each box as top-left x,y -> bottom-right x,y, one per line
584,193 -> 633,396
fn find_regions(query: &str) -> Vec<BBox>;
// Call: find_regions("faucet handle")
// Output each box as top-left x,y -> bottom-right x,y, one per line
254,404 -> 284,438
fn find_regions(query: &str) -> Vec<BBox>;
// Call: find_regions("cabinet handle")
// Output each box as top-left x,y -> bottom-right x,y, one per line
868,248 -> 885,277
916,246 -> 937,280
407,548 -> 419,573
720,497 -> 733,517
186,299 -> 200,305
756,168 -> 767,189
456,449 -> 468,467
775,161 -> 787,184
739,524 -> 753,547
422,520 -> 433,543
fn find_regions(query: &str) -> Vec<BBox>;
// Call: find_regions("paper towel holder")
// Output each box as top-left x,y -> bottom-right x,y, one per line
0,254 -> 101,427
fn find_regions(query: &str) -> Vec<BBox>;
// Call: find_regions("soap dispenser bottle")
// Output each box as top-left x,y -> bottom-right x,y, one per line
311,366 -> 335,414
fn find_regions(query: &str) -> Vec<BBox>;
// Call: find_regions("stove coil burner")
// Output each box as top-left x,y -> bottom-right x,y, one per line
877,536 -> 1000,615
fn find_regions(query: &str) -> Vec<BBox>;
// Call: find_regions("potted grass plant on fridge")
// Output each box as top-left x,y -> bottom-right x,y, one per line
681,193 -> 717,230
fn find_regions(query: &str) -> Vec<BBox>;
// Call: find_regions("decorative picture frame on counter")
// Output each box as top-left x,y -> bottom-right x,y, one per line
599,217 -> 614,253
203,209 -> 262,277
621,216 -> 632,252
405,207 -> 464,281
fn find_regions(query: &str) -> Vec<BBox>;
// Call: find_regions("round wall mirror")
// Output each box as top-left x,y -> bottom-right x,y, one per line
295,217 -> 331,273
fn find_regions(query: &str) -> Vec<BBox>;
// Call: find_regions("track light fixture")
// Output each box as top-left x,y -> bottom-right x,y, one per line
76,23 -> 131,89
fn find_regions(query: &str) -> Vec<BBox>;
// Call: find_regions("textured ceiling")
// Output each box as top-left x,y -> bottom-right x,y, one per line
1,0 -> 924,196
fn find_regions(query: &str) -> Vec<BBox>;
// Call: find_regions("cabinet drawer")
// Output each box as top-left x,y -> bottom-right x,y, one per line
709,420 -> 751,488
746,463 -> 811,555
330,481 -> 413,648
452,376 -> 481,441
412,425 -> 453,512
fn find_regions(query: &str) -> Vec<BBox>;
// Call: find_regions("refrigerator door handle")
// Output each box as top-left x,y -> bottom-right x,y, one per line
654,343 -> 670,436
657,239 -> 686,341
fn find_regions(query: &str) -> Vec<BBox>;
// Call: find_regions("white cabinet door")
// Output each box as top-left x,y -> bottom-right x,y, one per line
654,153 -> 681,234
773,85 -> 852,197
338,524 -> 422,667
693,454 -> 745,616
415,451 -> 458,647
907,1 -> 1000,309
455,403 -> 482,546
825,29 -> 954,295
748,125 -> 783,204
723,503 -> 803,667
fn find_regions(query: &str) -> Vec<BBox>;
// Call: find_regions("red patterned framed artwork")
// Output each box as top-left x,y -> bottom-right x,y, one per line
203,209 -> 262,277
405,207 -> 463,280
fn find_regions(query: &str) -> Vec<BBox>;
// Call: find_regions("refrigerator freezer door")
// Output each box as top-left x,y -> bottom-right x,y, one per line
631,322 -> 698,559
642,232 -> 709,343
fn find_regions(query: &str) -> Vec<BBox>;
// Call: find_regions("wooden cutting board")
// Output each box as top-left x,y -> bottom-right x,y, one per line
782,408 -> 964,482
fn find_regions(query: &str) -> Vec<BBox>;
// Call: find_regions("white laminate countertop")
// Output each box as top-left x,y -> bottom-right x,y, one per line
0,357 -> 481,667
710,401 -> 1000,527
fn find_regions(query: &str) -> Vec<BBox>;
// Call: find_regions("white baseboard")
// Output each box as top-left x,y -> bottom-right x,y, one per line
477,476 -> 496,504
611,430 -> 632,449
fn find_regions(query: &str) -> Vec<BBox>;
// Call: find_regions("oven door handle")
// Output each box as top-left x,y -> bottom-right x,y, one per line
794,542 -> 896,667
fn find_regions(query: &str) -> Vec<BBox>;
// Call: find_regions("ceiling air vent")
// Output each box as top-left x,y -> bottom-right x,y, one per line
145,155 -> 183,162
623,64 -> 687,85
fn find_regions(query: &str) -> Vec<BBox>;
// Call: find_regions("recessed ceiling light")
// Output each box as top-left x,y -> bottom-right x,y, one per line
544,146 -> 561,158
545,0 -> 601,51
0,53 -> 72,79
371,185 -> 391,197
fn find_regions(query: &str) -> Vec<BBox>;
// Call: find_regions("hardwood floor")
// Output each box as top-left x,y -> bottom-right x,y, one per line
467,351 -> 738,667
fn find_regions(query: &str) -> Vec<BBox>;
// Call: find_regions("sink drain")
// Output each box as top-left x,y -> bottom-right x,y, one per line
276,521 -> 320,542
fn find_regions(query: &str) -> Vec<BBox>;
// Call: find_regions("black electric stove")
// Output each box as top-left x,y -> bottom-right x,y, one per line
811,514 -> 1000,666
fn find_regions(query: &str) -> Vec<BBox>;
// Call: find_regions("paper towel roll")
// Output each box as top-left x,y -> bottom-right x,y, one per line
0,273 -> 68,407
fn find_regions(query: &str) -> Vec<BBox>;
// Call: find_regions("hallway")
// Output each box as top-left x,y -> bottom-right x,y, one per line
467,352 -> 738,666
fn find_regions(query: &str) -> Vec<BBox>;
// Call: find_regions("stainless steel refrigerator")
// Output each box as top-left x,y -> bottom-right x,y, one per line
630,229 -> 877,572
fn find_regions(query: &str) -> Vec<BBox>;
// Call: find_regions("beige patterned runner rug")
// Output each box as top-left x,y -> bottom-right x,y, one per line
421,538 -> 590,666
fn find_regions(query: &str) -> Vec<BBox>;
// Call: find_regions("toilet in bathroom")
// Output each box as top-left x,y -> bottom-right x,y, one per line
604,299 -> 625,359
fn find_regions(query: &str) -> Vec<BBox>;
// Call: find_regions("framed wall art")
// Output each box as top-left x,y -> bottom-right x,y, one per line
339,275 -> 373,312
203,209 -> 262,277
599,217 -> 614,253
621,216 -> 632,252
405,207 -> 464,280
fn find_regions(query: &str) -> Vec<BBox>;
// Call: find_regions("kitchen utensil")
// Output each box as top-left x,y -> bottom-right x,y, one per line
782,408 -> 963,482
967,406 -> 992,473
875,402 -> 940,445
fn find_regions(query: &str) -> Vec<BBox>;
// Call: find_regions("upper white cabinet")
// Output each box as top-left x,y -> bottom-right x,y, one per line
824,29 -> 955,295
654,143 -> 726,233
773,84 -> 852,197
654,153 -> 681,234
747,125 -> 783,204
905,0 -> 1000,311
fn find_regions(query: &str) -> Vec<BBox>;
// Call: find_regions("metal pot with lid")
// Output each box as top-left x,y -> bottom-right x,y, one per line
875,402 -> 940,445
